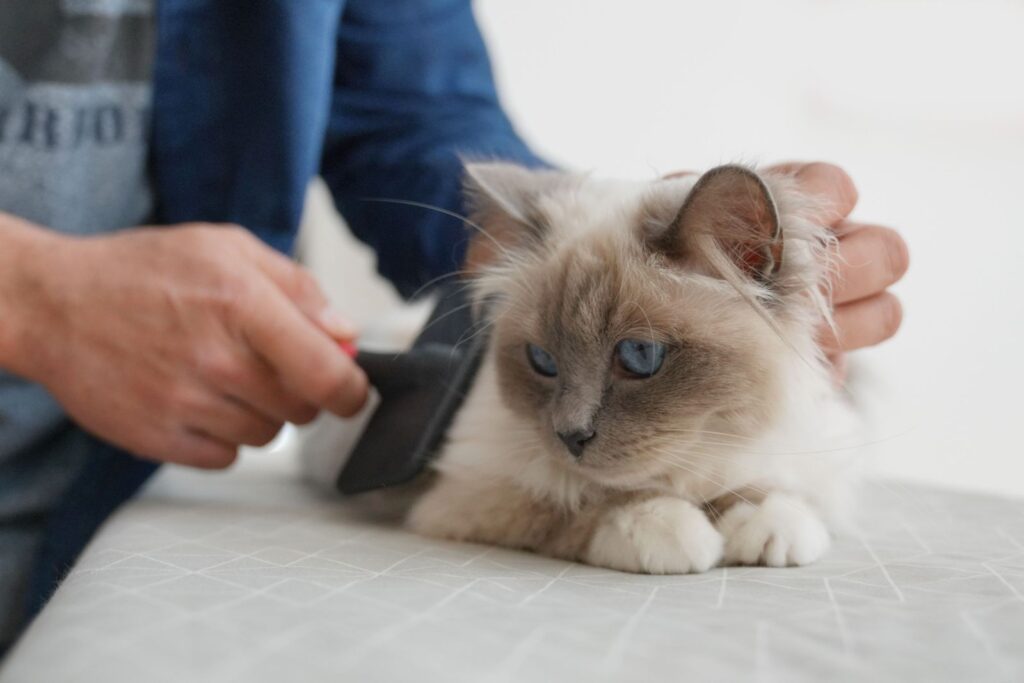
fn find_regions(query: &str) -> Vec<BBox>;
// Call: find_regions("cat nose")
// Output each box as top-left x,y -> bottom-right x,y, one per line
557,428 -> 595,458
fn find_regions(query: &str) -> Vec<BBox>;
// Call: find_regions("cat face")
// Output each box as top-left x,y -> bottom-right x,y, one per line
465,163 -> 825,489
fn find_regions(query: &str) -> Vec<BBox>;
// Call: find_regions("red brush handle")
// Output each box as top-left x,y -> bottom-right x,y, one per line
338,340 -> 358,358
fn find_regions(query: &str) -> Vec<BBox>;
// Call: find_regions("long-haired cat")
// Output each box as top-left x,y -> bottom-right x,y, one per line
405,163 -> 859,573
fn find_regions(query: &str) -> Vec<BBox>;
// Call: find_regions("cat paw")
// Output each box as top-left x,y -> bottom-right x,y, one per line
586,497 -> 723,574
718,493 -> 830,567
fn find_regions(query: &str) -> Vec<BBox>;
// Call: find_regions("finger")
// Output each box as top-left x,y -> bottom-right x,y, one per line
237,234 -> 358,339
767,162 -> 858,226
242,283 -> 369,417
820,292 -> 903,352
155,429 -> 239,470
223,353 -> 320,425
831,224 -> 909,304
189,394 -> 284,448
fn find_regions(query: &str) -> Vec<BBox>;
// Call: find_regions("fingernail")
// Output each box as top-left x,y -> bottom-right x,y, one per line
319,308 -> 358,339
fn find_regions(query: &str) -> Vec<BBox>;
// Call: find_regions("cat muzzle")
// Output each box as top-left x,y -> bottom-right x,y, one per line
557,428 -> 596,458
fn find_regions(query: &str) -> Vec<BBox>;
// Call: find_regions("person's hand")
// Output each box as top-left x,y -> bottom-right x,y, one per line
666,163 -> 908,381
1,218 -> 368,468
766,162 -> 909,381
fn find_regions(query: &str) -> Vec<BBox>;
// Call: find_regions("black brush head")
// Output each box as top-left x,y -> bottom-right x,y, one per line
336,286 -> 488,495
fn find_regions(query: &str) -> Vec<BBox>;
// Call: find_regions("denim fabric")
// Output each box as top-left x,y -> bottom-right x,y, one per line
151,0 -> 544,296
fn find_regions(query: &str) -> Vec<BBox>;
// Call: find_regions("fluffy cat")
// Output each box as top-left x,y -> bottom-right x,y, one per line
404,162 -> 860,574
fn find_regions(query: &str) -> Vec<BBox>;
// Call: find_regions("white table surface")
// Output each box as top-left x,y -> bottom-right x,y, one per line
3,447 -> 1023,683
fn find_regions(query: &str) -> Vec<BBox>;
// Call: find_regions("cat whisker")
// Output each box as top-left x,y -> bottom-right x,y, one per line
452,318 -> 496,355
415,299 -> 480,342
645,455 -> 770,509
650,427 -> 912,458
651,427 -> 766,442
405,271 -> 475,305
642,445 -> 779,493
646,454 -> 815,518
645,442 -> 863,473
357,197 -> 518,266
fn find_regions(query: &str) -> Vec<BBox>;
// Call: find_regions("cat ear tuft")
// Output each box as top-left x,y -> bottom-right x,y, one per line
654,165 -> 783,283
462,161 -> 562,269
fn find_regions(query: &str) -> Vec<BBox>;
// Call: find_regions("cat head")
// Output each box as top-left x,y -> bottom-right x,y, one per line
463,162 -> 832,490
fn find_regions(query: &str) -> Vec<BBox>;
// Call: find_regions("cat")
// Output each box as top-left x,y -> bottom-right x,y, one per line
404,162 -> 860,574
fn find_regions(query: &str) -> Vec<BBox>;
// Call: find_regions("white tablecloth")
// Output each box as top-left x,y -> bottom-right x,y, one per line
3,458 -> 1023,682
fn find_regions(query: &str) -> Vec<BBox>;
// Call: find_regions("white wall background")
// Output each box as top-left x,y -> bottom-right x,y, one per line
302,0 -> 1024,497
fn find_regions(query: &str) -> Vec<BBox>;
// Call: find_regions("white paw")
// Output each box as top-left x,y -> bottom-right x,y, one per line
718,493 -> 830,567
586,497 -> 723,574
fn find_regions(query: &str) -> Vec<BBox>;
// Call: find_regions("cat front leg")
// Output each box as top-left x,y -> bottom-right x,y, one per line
583,496 -> 724,574
716,491 -> 830,567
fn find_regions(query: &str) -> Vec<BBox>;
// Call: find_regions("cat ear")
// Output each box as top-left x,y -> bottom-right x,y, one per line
653,165 -> 783,282
462,162 -> 563,269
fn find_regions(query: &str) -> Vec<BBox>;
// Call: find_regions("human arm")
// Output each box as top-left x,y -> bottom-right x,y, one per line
319,0 -> 546,297
0,213 -> 368,468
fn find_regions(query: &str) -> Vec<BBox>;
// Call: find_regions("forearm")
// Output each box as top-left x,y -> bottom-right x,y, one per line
324,133 -> 544,297
0,212 -> 60,378
320,0 -> 548,297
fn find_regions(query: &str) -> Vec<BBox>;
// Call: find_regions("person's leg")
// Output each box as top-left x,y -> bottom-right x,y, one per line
0,424 -> 92,654
0,522 -> 44,657
0,425 -> 157,655
26,437 -> 157,619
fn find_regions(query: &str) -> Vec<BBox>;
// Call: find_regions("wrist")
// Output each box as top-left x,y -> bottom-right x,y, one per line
0,215 -> 67,379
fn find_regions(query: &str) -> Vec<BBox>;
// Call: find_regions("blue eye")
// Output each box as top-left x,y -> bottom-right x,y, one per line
526,344 -> 558,377
616,339 -> 666,377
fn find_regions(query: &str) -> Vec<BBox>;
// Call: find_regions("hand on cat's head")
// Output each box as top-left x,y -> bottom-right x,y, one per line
667,162 -> 907,382
769,162 -> 907,382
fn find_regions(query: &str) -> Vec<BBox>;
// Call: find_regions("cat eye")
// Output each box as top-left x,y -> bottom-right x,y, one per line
615,339 -> 666,378
526,344 -> 558,377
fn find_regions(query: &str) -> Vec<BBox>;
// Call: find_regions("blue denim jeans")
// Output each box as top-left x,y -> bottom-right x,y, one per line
0,422 -> 156,653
